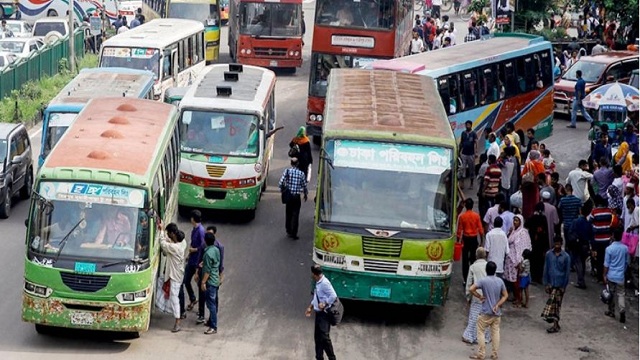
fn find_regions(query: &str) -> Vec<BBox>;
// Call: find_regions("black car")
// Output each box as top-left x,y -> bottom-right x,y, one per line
0,122 -> 33,218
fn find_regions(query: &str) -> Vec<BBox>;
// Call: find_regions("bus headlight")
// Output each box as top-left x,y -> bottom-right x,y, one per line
116,289 -> 150,304
316,115 -> 323,122
241,49 -> 246,54
246,49 -> 252,55
24,280 -> 53,298
289,50 -> 294,56
309,114 -> 317,121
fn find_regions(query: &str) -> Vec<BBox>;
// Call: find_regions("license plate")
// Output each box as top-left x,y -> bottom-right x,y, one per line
269,60 -> 278,67
74,262 -> 96,273
370,286 -> 391,299
70,311 -> 95,326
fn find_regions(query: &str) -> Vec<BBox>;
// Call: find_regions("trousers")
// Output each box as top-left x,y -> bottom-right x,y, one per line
462,235 -> 479,282
476,314 -> 501,359
285,194 -> 302,236
314,311 -> 336,360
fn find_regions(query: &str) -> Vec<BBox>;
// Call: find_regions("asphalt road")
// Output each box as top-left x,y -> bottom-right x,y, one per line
0,6 -> 637,360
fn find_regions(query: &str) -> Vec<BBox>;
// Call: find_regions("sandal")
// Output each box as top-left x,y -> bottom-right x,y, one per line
469,355 -> 485,360
187,300 -> 198,311
171,325 -> 182,333
546,326 -> 559,334
204,328 -> 217,335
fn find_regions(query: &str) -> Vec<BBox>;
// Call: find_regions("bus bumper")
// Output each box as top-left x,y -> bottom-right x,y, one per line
237,56 -> 302,69
320,267 -> 450,306
306,123 -> 323,137
178,182 -> 261,210
22,293 -> 151,332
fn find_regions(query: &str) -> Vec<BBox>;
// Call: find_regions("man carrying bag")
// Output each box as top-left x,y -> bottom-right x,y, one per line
279,158 -> 308,239
306,265 -> 343,360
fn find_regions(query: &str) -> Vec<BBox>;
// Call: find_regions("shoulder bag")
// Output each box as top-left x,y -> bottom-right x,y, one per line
315,290 -> 344,326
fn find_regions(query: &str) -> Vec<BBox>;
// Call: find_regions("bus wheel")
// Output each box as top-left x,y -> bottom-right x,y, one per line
46,9 -> 58,17
0,186 -> 11,219
178,205 -> 190,219
35,324 -> 52,335
124,331 -> 140,339
312,135 -> 321,146
243,209 -> 256,221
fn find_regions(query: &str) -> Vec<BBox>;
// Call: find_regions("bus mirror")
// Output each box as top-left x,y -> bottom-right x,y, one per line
146,209 -> 156,219
24,219 -> 28,227
258,124 -> 265,131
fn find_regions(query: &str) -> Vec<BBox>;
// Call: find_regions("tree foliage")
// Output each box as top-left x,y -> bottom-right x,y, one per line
603,0 -> 639,28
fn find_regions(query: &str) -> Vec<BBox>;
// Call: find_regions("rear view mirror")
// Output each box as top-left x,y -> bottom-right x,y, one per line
24,219 -> 28,227
11,156 -> 20,164
606,75 -> 615,83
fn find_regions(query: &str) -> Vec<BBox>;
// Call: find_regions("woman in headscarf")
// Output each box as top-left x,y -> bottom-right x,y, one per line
504,214 -> 532,307
522,150 -> 546,181
520,150 -> 545,218
525,202 -> 549,284
289,126 -> 313,182
462,247 -> 492,345
614,141 -> 633,174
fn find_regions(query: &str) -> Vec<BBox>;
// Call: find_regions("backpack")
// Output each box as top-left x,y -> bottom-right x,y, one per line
288,144 -> 300,158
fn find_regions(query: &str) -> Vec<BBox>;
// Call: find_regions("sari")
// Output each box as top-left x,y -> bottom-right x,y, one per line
614,142 -> 633,173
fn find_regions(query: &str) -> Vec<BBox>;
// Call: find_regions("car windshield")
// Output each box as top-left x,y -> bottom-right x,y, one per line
0,40 -> 24,54
239,2 -> 302,37
33,22 -> 67,37
28,182 -> 150,263
180,110 -> 260,157
169,2 -> 217,24
0,139 -> 6,165
320,140 -> 454,233
100,47 -> 160,79
562,60 -> 607,83
315,0 -> 395,29
309,53 -> 377,97
43,112 -> 78,157
6,23 -> 21,33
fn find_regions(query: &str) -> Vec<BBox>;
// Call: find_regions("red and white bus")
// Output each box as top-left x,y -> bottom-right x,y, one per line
306,0 -> 414,143
228,0 -> 303,70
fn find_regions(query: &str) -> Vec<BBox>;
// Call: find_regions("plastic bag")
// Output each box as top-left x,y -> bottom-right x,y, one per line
154,275 -> 172,313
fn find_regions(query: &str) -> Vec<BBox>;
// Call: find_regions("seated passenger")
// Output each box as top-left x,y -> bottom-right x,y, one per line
93,207 -> 132,248
336,6 -> 353,26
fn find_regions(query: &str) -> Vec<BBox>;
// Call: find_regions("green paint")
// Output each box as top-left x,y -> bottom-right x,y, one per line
178,182 -> 261,210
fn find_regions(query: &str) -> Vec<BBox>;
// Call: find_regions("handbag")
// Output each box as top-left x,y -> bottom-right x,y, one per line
280,169 -> 292,204
522,163 -> 534,183
315,290 -> 344,326
622,231 -> 639,257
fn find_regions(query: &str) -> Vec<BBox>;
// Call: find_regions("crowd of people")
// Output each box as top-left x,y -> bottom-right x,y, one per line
456,120 -> 639,359
409,12 -> 491,54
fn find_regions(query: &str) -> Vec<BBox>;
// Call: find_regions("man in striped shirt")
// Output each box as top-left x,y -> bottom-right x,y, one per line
589,195 -> 614,282
279,158 -> 308,240
457,198 -> 485,284
558,184 -> 582,243
483,155 -> 502,209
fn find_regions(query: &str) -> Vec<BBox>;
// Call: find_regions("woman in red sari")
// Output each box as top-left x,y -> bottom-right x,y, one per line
521,150 -> 544,218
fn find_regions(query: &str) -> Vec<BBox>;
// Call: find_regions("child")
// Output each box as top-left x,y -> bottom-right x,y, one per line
519,249 -> 532,308
542,149 -> 556,173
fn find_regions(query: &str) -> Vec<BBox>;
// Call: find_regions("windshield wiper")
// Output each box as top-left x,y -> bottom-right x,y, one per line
102,257 -> 149,269
320,148 -> 334,169
32,191 -> 54,213
53,217 -> 85,264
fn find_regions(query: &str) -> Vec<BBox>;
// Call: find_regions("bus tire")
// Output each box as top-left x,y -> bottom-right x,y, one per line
46,9 -> 58,17
178,205 -> 190,219
124,331 -> 140,339
20,167 -> 33,199
244,209 -> 256,221
312,135 -> 321,146
35,324 -> 52,335
0,186 -> 11,219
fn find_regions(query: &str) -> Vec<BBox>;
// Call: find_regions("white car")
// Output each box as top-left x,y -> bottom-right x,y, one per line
4,20 -> 33,38
32,17 -> 71,38
0,52 -> 19,70
0,37 -> 45,59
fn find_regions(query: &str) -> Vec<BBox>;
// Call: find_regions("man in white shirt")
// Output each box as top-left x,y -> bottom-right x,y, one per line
591,39 -> 607,55
487,133 -> 501,159
410,31 -> 425,54
483,194 -> 504,231
445,22 -> 457,45
485,217 -> 509,278
160,223 -> 188,333
565,160 -> 593,204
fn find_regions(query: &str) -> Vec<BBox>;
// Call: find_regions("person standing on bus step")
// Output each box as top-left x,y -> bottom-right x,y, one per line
159,222 -> 187,333
289,126 -> 313,183
568,70 -> 593,128
468,261 -> 508,360
457,198 -> 485,284
305,265 -> 338,360
201,232 -> 221,335
180,210 -> 206,322
279,158 -> 308,240
459,120 -> 478,189
410,30 -> 425,54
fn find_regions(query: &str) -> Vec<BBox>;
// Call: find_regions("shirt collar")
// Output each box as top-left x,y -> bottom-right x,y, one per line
315,275 -> 324,284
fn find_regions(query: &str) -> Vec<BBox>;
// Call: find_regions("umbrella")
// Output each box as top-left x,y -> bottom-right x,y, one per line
583,82 -> 640,111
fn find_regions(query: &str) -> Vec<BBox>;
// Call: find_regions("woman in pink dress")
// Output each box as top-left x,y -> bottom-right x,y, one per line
504,214 -> 532,307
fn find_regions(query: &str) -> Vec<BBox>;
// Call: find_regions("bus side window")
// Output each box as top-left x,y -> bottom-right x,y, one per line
448,74 -> 461,114
153,172 -> 164,218
196,32 -> 204,63
479,66 -> 496,104
462,71 -> 478,110
501,61 -> 517,98
187,35 -> 195,66
437,77 -> 451,116
523,56 -> 536,91
163,48 -> 172,80
538,51 -> 553,87
178,39 -> 185,71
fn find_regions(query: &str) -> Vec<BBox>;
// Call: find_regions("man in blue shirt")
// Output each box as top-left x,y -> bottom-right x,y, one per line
568,70 -> 594,128
591,133 -> 613,173
541,237 -> 571,333
179,210 -> 206,323
604,232 -> 629,323
569,204 -> 593,289
306,265 -> 337,360
279,158 -> 308,240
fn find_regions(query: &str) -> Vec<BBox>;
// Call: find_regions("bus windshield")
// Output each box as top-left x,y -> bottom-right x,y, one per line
315,0 -> 395,29
180,110 -> 260,157
43,112 -> 77,157
28,183 -> 150,263
310,53 -> 377,97
320,140 -> 453,233
239,2 -> 302,37
562,60 -> 607,83
100,47 -> 161,79
169,2 -> 212,23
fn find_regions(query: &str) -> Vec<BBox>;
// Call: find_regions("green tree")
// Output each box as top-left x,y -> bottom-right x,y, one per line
514,0 -> 557,32
603,0 -> 639,29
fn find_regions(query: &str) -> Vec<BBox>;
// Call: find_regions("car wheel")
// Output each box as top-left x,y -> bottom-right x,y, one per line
20,168 -> 32,199
0,187 -> 12,219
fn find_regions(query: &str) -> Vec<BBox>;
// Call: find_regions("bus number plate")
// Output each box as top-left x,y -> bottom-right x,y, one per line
270,60 -> 278,67
370,286 -> 391,299
70,311 -> 95,326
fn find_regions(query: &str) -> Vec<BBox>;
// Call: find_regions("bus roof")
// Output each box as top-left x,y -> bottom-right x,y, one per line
179,63 -> 276,114
324,69 -> 453,140
48,67 -> 155,107
101,18 -> 205,49
44,98 -> 177,177
384,34 -> 549,75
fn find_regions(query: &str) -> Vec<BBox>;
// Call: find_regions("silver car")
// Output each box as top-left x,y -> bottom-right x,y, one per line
4,20 -> 33,38
0,122 -> 33,219
0,37 -> 45,59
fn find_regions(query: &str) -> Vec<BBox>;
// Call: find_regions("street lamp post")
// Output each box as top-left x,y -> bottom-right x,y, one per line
68,0 -> 75,72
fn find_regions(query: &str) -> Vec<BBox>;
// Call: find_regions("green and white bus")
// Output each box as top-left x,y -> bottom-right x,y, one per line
22,97 -> 180,334
314,69 -> 457,306
178,63 -> 277,219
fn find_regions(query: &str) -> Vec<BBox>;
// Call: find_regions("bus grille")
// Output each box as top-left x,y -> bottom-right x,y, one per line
362,237 -> 403,257
206,165 -> 226,178
254,47 -> 287,57
363,259 -> 398,274
60,273 -> 110,293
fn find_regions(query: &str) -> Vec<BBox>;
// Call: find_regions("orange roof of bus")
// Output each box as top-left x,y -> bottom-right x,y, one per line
45,97 -> 175,176
324,69 -> 452,139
